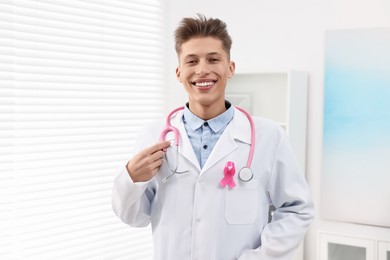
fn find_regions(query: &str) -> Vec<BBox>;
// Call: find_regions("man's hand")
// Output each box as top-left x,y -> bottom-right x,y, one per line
126,141 -> 171,182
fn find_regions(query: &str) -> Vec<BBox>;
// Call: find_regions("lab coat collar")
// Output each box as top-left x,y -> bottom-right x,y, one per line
170,110 -> 202,171
229,107 -> 252,145
201,107 -> 252,173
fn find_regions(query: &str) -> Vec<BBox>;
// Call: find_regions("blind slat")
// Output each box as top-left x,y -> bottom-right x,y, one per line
0,41 -> 165,63
1,0 -> 163,25
0,0 -> 163,259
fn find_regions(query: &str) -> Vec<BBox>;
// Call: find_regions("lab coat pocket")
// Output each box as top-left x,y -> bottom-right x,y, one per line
224,180 -> 259,224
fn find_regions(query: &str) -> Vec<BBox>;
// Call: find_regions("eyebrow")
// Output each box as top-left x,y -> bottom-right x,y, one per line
206,52 -> 221,56
184,52 -> 222,59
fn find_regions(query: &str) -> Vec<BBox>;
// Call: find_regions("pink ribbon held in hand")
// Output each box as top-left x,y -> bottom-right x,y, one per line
220,161 -> 236,189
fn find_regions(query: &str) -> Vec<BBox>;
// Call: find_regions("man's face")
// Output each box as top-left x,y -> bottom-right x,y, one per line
176,37 -> 235,109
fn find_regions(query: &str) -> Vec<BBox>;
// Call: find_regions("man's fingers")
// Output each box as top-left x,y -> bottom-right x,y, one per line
149,158 -> 164,175
143,141 -> 171,155
127,142 -> 171,182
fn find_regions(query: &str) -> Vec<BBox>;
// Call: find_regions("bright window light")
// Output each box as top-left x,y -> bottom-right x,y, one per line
0,0 -> 165,259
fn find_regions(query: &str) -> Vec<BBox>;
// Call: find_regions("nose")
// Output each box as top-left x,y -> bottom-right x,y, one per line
195,60 -> 210,76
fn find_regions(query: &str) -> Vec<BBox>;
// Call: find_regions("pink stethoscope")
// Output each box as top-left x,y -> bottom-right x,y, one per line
160,106 -> 255,187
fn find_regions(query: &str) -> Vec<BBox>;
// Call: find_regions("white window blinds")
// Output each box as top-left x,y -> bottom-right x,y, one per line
0,0 -> 165,259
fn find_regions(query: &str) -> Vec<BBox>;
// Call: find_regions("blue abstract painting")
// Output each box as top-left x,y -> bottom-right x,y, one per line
321,28 -> 390,227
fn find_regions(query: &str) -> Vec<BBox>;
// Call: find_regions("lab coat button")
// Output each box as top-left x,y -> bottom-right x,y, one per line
196,217 -> 201,222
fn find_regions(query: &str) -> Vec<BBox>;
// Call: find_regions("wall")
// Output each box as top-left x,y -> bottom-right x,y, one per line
164,1 -> 390,259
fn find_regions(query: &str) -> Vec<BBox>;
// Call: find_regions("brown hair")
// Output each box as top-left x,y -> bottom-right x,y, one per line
174,14 -> 232,59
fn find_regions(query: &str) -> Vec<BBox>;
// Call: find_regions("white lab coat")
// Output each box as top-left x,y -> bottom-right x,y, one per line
112,107 -> 314,260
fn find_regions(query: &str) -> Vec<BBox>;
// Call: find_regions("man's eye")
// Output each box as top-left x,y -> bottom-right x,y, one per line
187,60 -> 197,64
209,58 -> 219,63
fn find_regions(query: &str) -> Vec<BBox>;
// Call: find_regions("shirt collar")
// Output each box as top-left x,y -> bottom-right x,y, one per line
183,102 -> 234,133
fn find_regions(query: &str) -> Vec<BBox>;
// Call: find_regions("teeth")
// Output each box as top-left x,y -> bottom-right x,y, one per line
195,82 -> 213,87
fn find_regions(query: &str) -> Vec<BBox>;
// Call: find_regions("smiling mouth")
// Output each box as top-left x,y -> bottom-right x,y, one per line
192,81 -> 216,89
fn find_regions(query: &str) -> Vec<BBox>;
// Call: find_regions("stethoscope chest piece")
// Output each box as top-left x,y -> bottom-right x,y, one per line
238,167 -> 253,182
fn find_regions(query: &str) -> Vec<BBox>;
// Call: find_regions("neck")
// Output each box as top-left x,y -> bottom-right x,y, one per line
188,100 -> 227,120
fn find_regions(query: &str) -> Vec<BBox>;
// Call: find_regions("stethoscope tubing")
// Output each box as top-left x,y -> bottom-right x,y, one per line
160,106 -> 255,170
159,106 -> 184,147
234,106 -> 255,169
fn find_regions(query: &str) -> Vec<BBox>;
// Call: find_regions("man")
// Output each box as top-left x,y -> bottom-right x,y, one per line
112,14 -> 314,260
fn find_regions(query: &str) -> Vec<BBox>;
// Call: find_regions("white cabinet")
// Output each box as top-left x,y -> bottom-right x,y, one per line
319,232 -> 390,260
226,71 -> 308,173
226,71 -> 309,260
320,233 -> 375,260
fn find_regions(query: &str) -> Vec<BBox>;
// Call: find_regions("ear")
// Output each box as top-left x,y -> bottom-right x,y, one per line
228,61 -> 236,78
176,67 -> 182,83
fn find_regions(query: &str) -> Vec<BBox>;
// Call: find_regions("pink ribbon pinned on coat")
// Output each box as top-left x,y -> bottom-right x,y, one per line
220,161 -> 236,189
